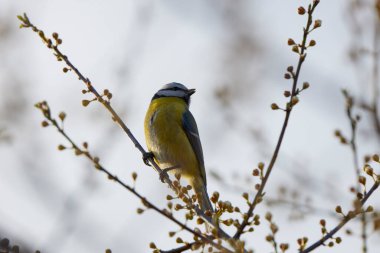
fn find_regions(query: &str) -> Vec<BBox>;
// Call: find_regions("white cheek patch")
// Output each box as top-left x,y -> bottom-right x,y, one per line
156,90 -> 187,98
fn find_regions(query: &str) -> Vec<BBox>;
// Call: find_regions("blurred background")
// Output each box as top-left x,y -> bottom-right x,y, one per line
1,0 -> 380,252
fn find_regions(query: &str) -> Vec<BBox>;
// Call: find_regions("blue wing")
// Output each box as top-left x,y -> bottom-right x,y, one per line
182,109 -> 206,185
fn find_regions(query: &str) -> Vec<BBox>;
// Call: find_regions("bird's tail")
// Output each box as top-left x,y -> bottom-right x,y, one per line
193,180 -> 235,239
191,179 -> 216,230
194,181 -> 214,213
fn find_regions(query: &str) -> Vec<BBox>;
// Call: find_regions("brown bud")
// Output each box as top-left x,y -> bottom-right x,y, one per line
291,96 -> 299,106
314,19 -> 322,28
280,243 -> 289,251
41,121 -> 49,127
271,103 -> 280,110
364,165 -> 374,176
302,82 -> 310,90
265,212 -> 272,221
58,112 -> 66,121
335,205 -> 342,214
366,205 -> 374,213
298,6 -> 306,15
359,176 -> 366,186
82,100 -> 90,107
288,38 -> 296,46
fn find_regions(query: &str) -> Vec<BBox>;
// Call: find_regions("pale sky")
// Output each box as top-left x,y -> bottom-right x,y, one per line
1,0 -> 379,252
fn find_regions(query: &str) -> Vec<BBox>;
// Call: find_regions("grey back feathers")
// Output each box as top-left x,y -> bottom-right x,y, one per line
182,110 -> 206,185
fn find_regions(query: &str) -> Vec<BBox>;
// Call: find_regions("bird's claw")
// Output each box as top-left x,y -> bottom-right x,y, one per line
160,165 -> 180,182
143,152 -> 154,166
159,170 -> 167,183
159,165 -> 179,183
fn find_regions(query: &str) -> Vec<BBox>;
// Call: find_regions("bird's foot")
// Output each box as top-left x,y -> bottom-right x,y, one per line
159,165 -> 179,182
142,152 -> 154,166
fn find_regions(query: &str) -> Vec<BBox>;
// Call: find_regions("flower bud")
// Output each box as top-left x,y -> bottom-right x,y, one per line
271,103 -> 279,110
298,6 -> 306,15
314,19 -> 322,28
288,38 -> 296,45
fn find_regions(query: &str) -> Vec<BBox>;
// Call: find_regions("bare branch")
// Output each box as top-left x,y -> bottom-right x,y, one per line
234,0 -> 321,239
300,181 -> 379,253
17,12 -> 233,243
34,101 -> 233,253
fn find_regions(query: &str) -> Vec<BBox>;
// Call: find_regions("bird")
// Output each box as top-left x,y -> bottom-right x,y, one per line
144,82 -> 213,213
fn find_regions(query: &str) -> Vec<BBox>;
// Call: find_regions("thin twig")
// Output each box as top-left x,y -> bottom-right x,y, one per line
212,172 -> 337,218
371,9 -> 380,141
233,0 -> 320,239
300,181 -> 379,253
159,243 -> 194,253
345,94 -> 361,181
343,90 -> 368,253
34,101 -> 233,253
17,13 -> 233,242
17,14 -> 173,189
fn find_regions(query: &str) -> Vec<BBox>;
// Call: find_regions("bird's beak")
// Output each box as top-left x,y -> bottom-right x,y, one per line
187,88 -> 196,96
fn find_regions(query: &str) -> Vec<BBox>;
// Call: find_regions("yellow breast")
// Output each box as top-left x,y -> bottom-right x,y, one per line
144,97 -> 200,180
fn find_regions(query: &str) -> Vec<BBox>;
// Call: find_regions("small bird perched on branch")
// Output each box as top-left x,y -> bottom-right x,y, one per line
144,82 -> 213,213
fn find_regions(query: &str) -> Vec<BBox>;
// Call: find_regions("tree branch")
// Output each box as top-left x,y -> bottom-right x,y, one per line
300,181 -> 379,253
34,101 -> 233,253
234,0 -> 321,239
17,13 -> 235,243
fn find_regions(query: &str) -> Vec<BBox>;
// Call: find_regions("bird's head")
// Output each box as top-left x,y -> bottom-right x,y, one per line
152,82 -> 196,105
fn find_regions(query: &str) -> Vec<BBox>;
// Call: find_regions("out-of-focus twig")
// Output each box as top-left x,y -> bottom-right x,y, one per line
342,89 -> 368,253
300,180 -> 379,253
371,1 -> 380,141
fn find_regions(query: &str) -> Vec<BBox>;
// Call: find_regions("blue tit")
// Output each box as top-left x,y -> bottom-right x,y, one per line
144,82 -> 213,212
